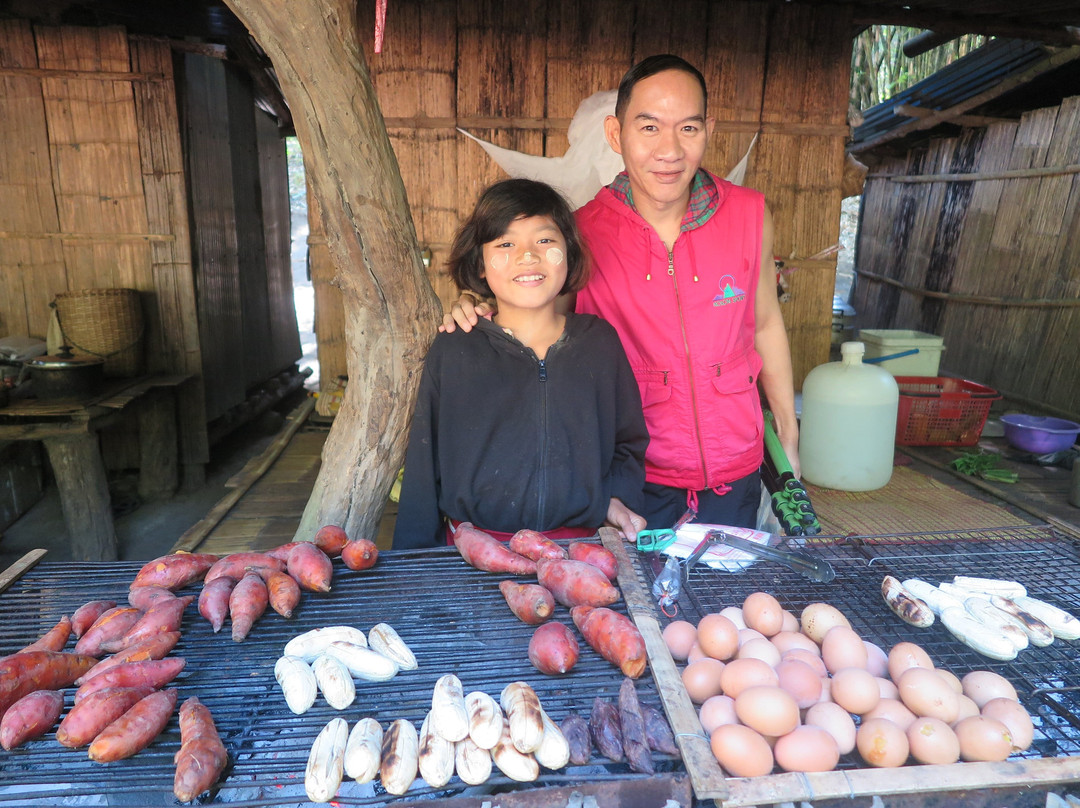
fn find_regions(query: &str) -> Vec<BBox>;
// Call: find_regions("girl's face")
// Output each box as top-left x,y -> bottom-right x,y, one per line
481,215 -> 567,315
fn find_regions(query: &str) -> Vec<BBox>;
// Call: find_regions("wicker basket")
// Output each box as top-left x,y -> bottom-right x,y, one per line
52,288 -> 145,377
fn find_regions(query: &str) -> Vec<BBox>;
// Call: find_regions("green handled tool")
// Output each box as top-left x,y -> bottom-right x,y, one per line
762,410 -> 821,536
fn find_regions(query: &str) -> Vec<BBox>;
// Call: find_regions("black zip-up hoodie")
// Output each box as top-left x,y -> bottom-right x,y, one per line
393,313 -> 649,550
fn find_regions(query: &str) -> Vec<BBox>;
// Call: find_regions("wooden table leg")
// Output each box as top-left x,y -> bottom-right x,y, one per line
42,434 -> 118,561
137,388 -> 178,501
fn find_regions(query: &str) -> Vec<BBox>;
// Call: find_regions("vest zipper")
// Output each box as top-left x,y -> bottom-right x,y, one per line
668,247 -> 709,488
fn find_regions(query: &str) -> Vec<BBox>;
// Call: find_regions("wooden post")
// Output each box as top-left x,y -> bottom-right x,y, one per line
42,434 -> 118,561
136,387 -> 178,501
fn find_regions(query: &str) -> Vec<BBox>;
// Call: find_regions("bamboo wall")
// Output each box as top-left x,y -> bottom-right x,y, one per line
308,0 -> 852,389
853,96 -> 1080,420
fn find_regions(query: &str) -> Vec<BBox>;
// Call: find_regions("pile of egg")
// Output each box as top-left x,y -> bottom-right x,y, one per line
662,592 -> 1034,777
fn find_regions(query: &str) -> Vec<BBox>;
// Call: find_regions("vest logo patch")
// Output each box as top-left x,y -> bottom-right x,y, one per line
713,275 -> 746,307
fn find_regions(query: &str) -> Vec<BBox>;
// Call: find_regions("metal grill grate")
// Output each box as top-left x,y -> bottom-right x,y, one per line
638,524 -> 1080,767
0,550 -> 677,805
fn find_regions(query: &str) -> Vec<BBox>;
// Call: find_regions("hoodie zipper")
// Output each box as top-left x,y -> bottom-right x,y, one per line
536,356 -> 548,525
668,247 -> 709,488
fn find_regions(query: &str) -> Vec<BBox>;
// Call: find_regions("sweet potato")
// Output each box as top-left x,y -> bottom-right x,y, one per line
618,677 -> 653,773
118,596 -> 192,650
589,698 -> 624,762
198,575 -> 236,633
286,542 -> 333,592
0,651 -> 98,721
74,607 -> 143,657
264,541 -> 303,562
174,697 -> 228,803
509,529 -> 567,561
0,690 -> 64,750
536,559 -> 620,608
313,524 -> 349,557
128,585 -> 177,611
453,522 -> 537,575
528,622 -> 579,675
641,703 -> 678,755
130,552 -> 219,590
229,571 -> 268,642
74,657 -> 186,703
20,615 -> 72,654
77,631 -> 181,685
570,606 -> 647,679
499,580 -> 555,625
57,685 -> 154,748
71,600 -> 117,639
341,538 -> 379,571
265,570 -> 301,618
203,552 -> 285,584
561,714 -> 592,765
568,542 -> 618,582
89,688 -> 178,762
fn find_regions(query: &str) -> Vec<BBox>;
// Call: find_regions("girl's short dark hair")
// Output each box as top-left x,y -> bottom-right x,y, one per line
447,179 -> 590,299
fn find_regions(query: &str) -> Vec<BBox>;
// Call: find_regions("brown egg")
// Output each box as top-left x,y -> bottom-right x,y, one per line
953,694 -> 980,725
710,724 -> 774,777
804,701 -> 857,754
907,717 -> 960,765
737,637 -> 782,667
696,613 -> 740,661
720,657 -> 779,698
662,620 -> 697,661
699,695 -> 739,734
800,602 -> 851,644
782,649 -> 828,677
774,726 -> 840,773
936,668 -> 963,694
862,698 -> 917,732
982,697 -> 1034,751
780,609 -> 800,633
875,677 -> 899,700
856,717 -> 910,768
682,658 -> 726,703
962,671 -> 1018,708
821,626 -> 868,674
772,631 -> 821,657
743,592 -> 784,637
720,606 -> 747,629
738,628 -> 767,647
830,667 -> 880,715
776,659 -> 823,709
817,676 -> 833,704
898,667 -> 959,723
864,641 -> 889,678
955,715 -> 1014,762
687,642 -> 708,664
887,641 -> 933,683
735,685 -> 800,737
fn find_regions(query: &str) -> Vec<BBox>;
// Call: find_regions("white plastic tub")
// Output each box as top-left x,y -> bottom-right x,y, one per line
858,329 -> 944,376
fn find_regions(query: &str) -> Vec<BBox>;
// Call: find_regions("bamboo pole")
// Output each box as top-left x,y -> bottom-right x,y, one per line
871,163 -> 1080,183
853,268 -> 1080,308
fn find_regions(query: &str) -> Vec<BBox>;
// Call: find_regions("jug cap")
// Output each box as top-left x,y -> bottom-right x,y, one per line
840,341 -> 865,362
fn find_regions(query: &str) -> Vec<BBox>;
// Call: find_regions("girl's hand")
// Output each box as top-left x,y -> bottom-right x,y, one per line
605,497 -> 647,542
439,293 -> 494,333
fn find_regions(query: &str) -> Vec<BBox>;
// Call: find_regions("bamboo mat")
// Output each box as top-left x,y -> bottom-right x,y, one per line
805,465 -> 1031,538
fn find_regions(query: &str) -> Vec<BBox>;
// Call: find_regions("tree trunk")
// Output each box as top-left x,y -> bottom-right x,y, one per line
224,0 -> 442,541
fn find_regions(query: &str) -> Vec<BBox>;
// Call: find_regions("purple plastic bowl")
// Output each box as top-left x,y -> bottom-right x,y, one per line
999,414 -> 1080,453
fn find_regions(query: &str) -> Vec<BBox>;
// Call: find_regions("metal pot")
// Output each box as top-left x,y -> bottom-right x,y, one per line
25,349 -> 105,399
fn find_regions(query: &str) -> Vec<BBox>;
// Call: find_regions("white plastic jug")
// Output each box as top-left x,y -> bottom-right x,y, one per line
799,341 -> 899,491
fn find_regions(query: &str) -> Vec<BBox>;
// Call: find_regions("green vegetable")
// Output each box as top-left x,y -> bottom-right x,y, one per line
950,452 -> 1018,484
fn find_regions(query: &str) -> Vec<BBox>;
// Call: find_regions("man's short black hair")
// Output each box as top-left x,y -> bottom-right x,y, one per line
614,54 -> 708,121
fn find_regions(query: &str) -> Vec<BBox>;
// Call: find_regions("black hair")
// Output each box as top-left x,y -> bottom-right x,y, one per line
614,54 -> 708,121
448,179 -> 590,298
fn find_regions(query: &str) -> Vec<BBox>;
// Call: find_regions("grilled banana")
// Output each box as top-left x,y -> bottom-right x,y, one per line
274,655 -> 318,715
990,595 -> 1055,647
380,719 -> 419,795
285,626 -> 367,661
418,712 -> 455,788
940,606 -> 1019,660
455,737 -> 493,785
902,578 -> 965,615
490,722 -> 539,781
939,581 -> 990,601
881,575 -> 934,628
500,681 -> 545,754
324,641 -> 399,682
952,576 -> 1027,599
312,653 -> 356,710
963,598 -> 1028,651
344,717 -> 383,783
533,708 -> 570,771
465,690 -> 503,750
368,623 -> 418,671
1012,595 -> 1080,640
430,674 -> 470,742
305,717 -> 348,803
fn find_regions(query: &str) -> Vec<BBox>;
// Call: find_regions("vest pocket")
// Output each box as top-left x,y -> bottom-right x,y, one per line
708,350 -> 762,394
633,368 -> 673,408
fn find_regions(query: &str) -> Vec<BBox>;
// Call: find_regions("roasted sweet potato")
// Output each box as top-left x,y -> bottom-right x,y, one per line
74,657 -> 186,703
71,600 -> 118,639
509,529 -> 567,561
0,651 -> 98,721
265,570 -> 301,618
454,523 -> 537,575
313,524 -> 349,557
618,677 -> 653,773
641,703 -> 678,755
570,606 -> 647,679
528,622 -> 579,675
568,542 -> 618,582
174,697 -> 228,803
341,538 -> 379,571
203,552 -> 285,584
589,698 -> 624,762
130,552 -> 219,590
286,542 -> 333,593
264,541 -> 304,562
229,572 -> 268,642
89,688 -> 178,762
499,580 -> 555,625
118,596 -> 192,650
127,585 -> 177,611
20,615 -> 72,654
198,575 -> 236,633
77,631 -> 181,685
560,714 -> 591,765
0,690 -> 64,750
537,559 -> 619,608
74,607 -> 143,657
57,685 -> 154,748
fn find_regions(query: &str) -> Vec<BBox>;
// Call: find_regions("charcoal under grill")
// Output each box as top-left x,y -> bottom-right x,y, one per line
0,548 -> 679,806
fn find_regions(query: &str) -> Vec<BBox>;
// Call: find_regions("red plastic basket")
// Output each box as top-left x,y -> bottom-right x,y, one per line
894,376 -> 1001,447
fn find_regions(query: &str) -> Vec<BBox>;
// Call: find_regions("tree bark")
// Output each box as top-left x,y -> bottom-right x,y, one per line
223,0 -> 442,541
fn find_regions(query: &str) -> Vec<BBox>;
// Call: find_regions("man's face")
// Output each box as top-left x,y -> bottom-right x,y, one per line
604,69 -> 713,217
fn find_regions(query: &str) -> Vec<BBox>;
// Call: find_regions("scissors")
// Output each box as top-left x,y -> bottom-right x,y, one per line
636,529 -> 677,554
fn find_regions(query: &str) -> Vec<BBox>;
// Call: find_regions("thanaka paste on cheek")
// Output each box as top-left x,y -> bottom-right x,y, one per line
489,253 -> 509,270
546,247 -> 565,266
